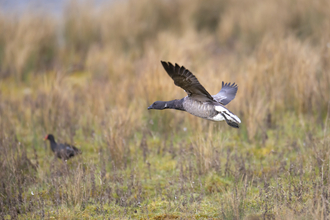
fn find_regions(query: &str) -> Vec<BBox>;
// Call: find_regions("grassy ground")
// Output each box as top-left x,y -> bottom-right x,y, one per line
1,0 -> 330,219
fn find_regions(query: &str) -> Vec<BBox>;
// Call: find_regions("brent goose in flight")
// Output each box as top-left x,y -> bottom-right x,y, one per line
44,134 -> 81,160
148,61 -> 241,128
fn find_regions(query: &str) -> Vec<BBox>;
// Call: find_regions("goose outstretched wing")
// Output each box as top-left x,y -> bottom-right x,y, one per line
161,61 -> 214,102
212,82 -> 238,105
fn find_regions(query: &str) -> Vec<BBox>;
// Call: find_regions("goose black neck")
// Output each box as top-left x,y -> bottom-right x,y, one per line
148,99 -> 184,111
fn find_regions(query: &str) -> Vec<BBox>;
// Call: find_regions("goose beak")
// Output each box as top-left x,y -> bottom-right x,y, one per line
147,105 -> 152,110
44,135 -> 48,140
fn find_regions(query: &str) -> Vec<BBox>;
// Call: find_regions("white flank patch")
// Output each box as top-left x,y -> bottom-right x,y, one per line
164,103 -> 168,108
211,114 -> 225,121
214,105 -> 241,123
214,105 -> 227,112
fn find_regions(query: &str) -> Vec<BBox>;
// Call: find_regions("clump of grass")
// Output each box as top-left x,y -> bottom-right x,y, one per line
0,12 -> 57,80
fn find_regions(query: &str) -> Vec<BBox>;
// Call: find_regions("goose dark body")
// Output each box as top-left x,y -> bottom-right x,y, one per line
148,61 -> 241,128
44,134 -> 81,160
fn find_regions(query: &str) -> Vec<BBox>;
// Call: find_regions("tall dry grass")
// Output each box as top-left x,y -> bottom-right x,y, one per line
0,0 -> 330,218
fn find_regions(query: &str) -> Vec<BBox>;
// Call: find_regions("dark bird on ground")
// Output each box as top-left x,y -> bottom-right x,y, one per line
148,61 -> 241,128
44,134 -> 81,160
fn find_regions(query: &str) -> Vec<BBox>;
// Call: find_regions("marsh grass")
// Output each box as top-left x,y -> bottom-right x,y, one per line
0,0 -> 330,219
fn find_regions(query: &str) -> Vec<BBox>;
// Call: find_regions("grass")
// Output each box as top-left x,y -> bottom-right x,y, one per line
0,0 -> 330,219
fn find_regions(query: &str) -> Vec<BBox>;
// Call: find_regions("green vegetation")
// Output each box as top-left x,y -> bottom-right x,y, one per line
0,0 -> 330,219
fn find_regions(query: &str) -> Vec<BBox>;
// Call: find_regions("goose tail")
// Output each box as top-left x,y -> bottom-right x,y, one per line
214,105 -> 241,128
224,117 -> 240,128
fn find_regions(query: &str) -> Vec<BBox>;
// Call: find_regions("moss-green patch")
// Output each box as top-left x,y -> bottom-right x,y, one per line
205,172 -> 232,193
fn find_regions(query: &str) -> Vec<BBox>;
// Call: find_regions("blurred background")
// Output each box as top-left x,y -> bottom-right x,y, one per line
0,0 -> 330,218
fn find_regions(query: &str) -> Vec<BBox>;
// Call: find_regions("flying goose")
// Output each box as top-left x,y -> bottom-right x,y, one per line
148,61 -> 241,128
44,134 -> 81,160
